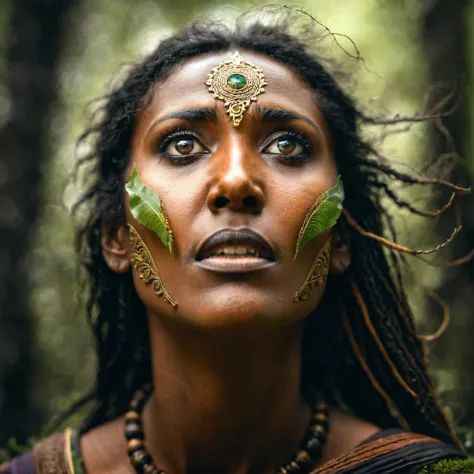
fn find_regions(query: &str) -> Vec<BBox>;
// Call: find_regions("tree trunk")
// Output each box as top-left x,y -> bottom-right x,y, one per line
0,0 -> 76,446
421,0 -> 474,442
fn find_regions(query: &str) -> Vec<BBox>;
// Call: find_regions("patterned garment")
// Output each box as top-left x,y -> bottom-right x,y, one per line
0,428 -> 471,474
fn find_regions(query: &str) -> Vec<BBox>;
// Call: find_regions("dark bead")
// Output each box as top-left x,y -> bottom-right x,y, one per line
131,451 -> 153,474
314,404 -> 329,418
125,417 -> 142,427
310,418 -> 329,434
130,397 -> 147,412
125,422 -> 143,440
132,451 -> 152,468
307,426 -> 328,444
293,450 -> 311,466
281,462 -> 300,474
304,436 -> 322,457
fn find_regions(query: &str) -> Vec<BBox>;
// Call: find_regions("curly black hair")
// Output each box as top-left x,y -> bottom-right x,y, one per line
68,10 -> 468,449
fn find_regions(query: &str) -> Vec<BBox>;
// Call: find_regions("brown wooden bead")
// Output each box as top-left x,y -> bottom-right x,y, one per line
125,411 -> 141,421
133,390 -> 147,401
127,439 -> 144,454
312,412 -> 327,422
294,450 -> 311,463
282,463 -> 299,474
314,403 -> 329,417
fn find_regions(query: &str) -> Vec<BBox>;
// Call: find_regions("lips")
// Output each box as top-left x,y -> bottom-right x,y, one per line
195,228 -> 276,272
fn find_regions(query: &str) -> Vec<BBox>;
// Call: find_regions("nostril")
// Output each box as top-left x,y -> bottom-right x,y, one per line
242,196 -> 258,209
215,196 -> 229,209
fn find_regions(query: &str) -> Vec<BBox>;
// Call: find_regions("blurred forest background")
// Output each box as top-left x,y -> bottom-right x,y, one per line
0,0 -> 473,453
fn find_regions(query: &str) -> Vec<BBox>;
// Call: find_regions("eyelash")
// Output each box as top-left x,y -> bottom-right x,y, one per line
157,128 -> 314,166
158,128 -> 205,165
264,130 -> 313,165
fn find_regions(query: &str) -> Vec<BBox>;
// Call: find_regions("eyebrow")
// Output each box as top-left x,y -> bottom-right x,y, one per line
257,107 -> 322,136
145,106 -> 321,136
146,107 -> 217,137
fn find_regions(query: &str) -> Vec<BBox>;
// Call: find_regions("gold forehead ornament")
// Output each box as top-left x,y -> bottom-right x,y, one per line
206,51 -> 266,126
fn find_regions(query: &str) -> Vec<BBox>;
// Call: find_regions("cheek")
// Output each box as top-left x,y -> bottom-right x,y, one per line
268,169 -> 334,255
159,175 -> 209,258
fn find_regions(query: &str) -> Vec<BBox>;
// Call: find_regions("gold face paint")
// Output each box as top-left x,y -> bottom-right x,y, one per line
206,51 -> 266,127
128,224 -> 178,308
294,237 -> 332,303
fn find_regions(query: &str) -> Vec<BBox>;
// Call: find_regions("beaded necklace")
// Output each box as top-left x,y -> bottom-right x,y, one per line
125,384 -> 329,474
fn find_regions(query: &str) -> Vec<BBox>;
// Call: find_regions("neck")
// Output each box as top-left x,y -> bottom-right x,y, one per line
143,315 -> 311,474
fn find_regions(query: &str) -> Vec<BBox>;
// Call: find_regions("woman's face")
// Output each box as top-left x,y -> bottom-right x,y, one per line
107,51 -> 348,333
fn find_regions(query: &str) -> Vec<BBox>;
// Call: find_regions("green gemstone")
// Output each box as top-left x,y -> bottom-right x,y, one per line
227,74 -> 247,89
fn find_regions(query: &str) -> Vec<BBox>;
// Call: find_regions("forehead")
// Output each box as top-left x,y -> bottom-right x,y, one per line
142,50 -> 323,122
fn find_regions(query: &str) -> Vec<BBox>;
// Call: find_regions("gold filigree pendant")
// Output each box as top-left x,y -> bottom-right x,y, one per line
294,237 -> 332,303
128,224 -> 178,308
206,51 -> 266,126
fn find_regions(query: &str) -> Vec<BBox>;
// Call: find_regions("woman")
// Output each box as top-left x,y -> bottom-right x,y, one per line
2,12 -> 473,474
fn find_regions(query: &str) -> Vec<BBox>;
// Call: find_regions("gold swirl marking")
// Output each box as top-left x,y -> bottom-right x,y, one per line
294,237 -> 332,303
128,224 -> 178,308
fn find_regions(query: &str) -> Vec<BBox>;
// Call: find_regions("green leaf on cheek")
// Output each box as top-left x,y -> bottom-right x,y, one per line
125,165 -> 173,255
294,176 -> 345,258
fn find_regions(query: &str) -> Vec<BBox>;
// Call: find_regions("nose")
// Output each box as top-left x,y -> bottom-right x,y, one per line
207,144 -> 265,214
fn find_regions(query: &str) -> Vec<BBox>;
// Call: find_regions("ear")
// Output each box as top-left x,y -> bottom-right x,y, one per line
330,231 -> 351,275
101,223 -> 131,274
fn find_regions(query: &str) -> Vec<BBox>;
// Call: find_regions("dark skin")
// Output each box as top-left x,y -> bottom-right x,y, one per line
86,50 -> 379,474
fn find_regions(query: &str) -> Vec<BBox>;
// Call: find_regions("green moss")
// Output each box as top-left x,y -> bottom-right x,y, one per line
419,458 -> 474,473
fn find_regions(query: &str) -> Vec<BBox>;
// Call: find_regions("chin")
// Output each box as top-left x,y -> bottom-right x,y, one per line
167,286 -> 306,334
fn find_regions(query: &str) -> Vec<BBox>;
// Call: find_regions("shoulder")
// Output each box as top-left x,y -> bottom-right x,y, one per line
80,417 -> 130,474
0,451 -> 35,474
313,416 -> 469,474
321,407 -> 380,461
0,429 -> 82,474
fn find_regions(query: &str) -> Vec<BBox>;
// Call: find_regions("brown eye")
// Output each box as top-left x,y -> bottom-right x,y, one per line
264,136 -> 304,156
175,138 -> 194,154
163,136 -> 207,156
277,138 -> 296,154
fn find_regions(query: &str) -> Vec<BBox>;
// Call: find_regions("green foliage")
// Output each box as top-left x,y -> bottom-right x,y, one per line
294,176 -> 344,258
125,165 -> 173,254
0,438 -> 27,463
418,458 -> 474,473
0,435 -> 39,464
